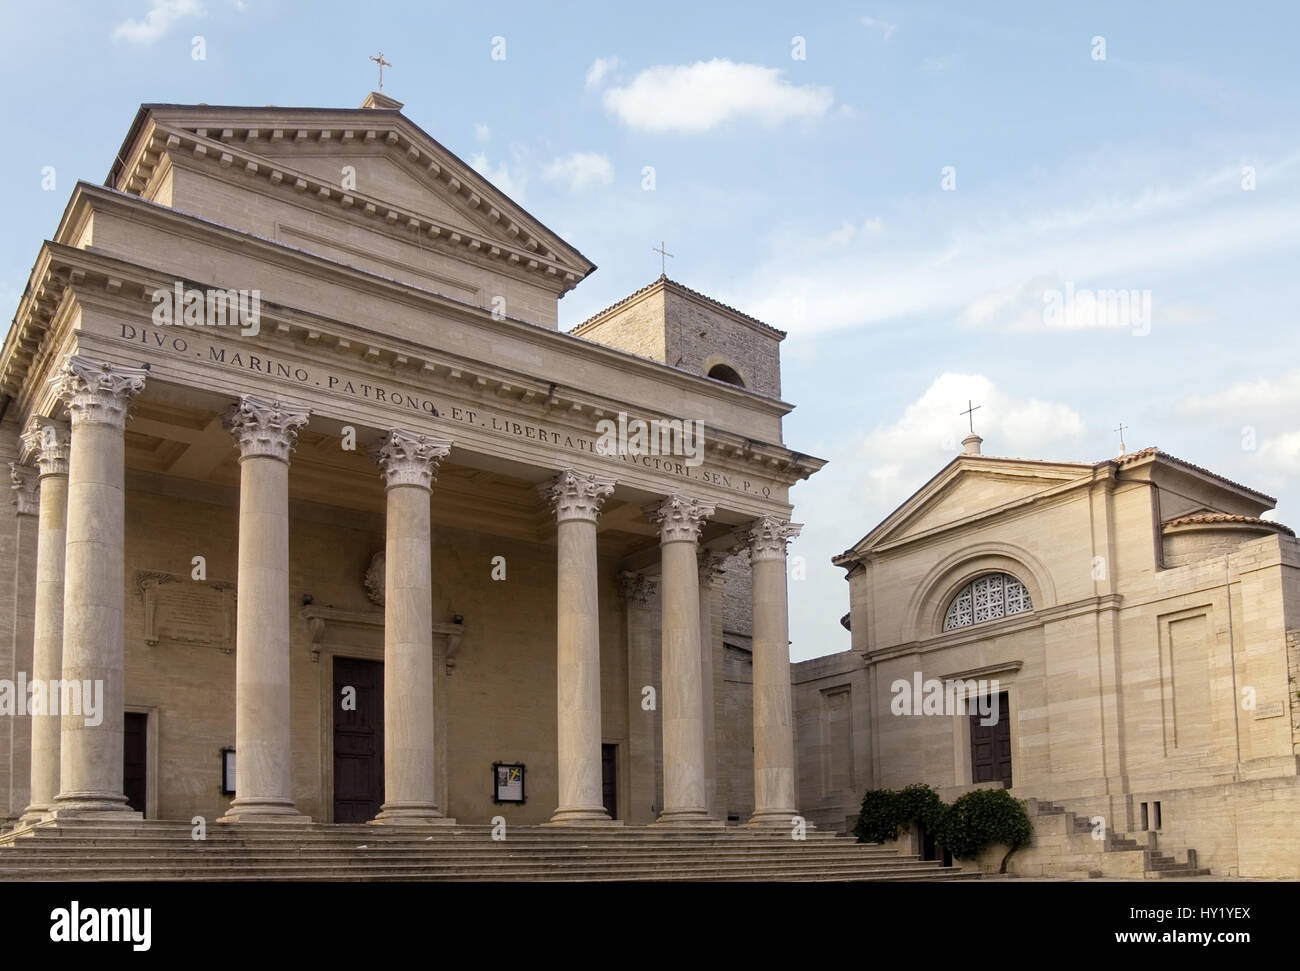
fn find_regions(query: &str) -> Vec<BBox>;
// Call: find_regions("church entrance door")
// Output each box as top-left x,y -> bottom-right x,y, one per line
333,656 -> 384,823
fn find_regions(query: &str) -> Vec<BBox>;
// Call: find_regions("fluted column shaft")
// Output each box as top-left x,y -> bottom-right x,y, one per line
746,517 -> 802,825
541,469 -> 615,824
50,356 -> 147,818
646,494 -> 715,825
19,420 -> 69,825
218,395 -> 309,822
370,429 -> 453,825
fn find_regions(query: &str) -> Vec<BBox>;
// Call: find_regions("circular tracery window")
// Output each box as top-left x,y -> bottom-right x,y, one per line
943,573 -> 1033,631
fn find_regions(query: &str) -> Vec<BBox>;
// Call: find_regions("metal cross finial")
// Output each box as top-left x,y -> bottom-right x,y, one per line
652,240 -> 674,276
960,399 -> 982,434
1115,422 -> 1128,455
369,51 -> 392,91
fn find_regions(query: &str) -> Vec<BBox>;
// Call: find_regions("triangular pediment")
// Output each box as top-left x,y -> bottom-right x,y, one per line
109,103 -> 595,290
839,456 -> 1095,561
260,151 -> 481,235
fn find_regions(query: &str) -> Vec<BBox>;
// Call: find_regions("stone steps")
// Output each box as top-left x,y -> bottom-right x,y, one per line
1024,801 -> 1210,879
0,820 -> 973,882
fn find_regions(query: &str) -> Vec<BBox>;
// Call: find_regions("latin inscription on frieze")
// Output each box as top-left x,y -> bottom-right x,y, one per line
116,324 -> 781,499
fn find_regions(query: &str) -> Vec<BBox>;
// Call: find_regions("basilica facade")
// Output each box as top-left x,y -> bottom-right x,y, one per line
0,92 -> 821,833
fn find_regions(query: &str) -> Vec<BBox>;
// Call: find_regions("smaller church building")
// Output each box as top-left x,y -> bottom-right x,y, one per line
796,433 -> 1300,878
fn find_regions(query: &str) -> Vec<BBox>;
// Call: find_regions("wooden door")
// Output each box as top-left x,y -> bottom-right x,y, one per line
969,692 -> 1012,787
601,743 -> 617,819
333,657 -> 384,823
123,711 -> 148,817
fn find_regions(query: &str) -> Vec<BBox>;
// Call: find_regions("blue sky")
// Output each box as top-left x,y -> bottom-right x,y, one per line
3,1 -> 1298,660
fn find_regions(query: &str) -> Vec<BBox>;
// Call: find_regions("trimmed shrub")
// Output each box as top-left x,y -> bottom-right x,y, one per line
933,788 -> 1031,872
852,783 -> 945,845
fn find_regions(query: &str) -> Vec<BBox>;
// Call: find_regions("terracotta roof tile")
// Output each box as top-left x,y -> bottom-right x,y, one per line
1161,513 -> 1294,537
1109,447 -> 1276,503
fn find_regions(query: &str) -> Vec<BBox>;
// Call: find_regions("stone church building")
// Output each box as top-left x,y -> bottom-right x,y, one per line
0,92 -> 823,836
798,432 -> 1300,878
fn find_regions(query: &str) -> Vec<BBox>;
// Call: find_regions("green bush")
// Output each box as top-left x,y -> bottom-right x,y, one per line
852,784 -> 945,845
853,785 -> 1033,873
933,788 -> 1032,872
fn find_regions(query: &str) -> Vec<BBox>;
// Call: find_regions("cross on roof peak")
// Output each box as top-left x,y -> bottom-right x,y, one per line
652,240 -> 674,276
369,51 -> 392,91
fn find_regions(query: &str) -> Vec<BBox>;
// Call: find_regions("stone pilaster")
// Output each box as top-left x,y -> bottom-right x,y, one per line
744,516 -> 802,826
369,429 -> 454,825
7,464 -> 38,822
18,419 -> 69,826
218,395 -> 309,822
540,469 -> 616,824
48,355 -> 147,818
644,494 -> 716,825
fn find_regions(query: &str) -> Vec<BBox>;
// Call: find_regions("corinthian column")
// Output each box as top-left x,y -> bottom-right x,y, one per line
369,428 -> 453,825
218,395 -> 309,822
540,469 -> 616,824
744,516 -> 802,826
7,464 -> 38,823
49,355 -> 147,818
18,419 -> 69,826
644,494 -> 716,825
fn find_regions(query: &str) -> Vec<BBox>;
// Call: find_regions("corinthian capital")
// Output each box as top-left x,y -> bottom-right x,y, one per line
698,549 -> 729,587
747,516 -> 802,561
20,417 -> 70,477
539,469 -> 615,523
370,428 -> 452,490
10,463 -> 39,516
223,394 -> 310,462
644,494 -> 715,544
618,571 -> 658,607
49,355 -> 148,428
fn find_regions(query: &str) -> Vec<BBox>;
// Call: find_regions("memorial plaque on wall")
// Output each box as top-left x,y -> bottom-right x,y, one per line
138,571 -> 236,652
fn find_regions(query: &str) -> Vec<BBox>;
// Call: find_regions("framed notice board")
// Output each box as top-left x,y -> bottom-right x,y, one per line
493,762 -> 526,804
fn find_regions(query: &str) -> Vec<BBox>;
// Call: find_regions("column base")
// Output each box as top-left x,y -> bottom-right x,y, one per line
368,805 -> 457,826
16,804 -> 53,828
742,809 -> 811,828
48,792 -> 142,821
652,809 -> 723,827
544,806 -> 620,826
217,798 -> 309,823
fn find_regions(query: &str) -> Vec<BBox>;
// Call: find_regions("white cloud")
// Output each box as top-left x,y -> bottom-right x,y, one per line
825,217 -> 884,246
112,0 -> 204,44
585,56 -> 619,89
602,59 -> 833,133
851,372 -> 1086,505
542,152 -> 614,192
1257,430 -> 1300,476
921,55 -> 954,71
469,153 -> 526,202
1178,369 -> 1300,416
473,123 -> 491,142
861,16 -> 898,41
738,155 -> 1300,338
